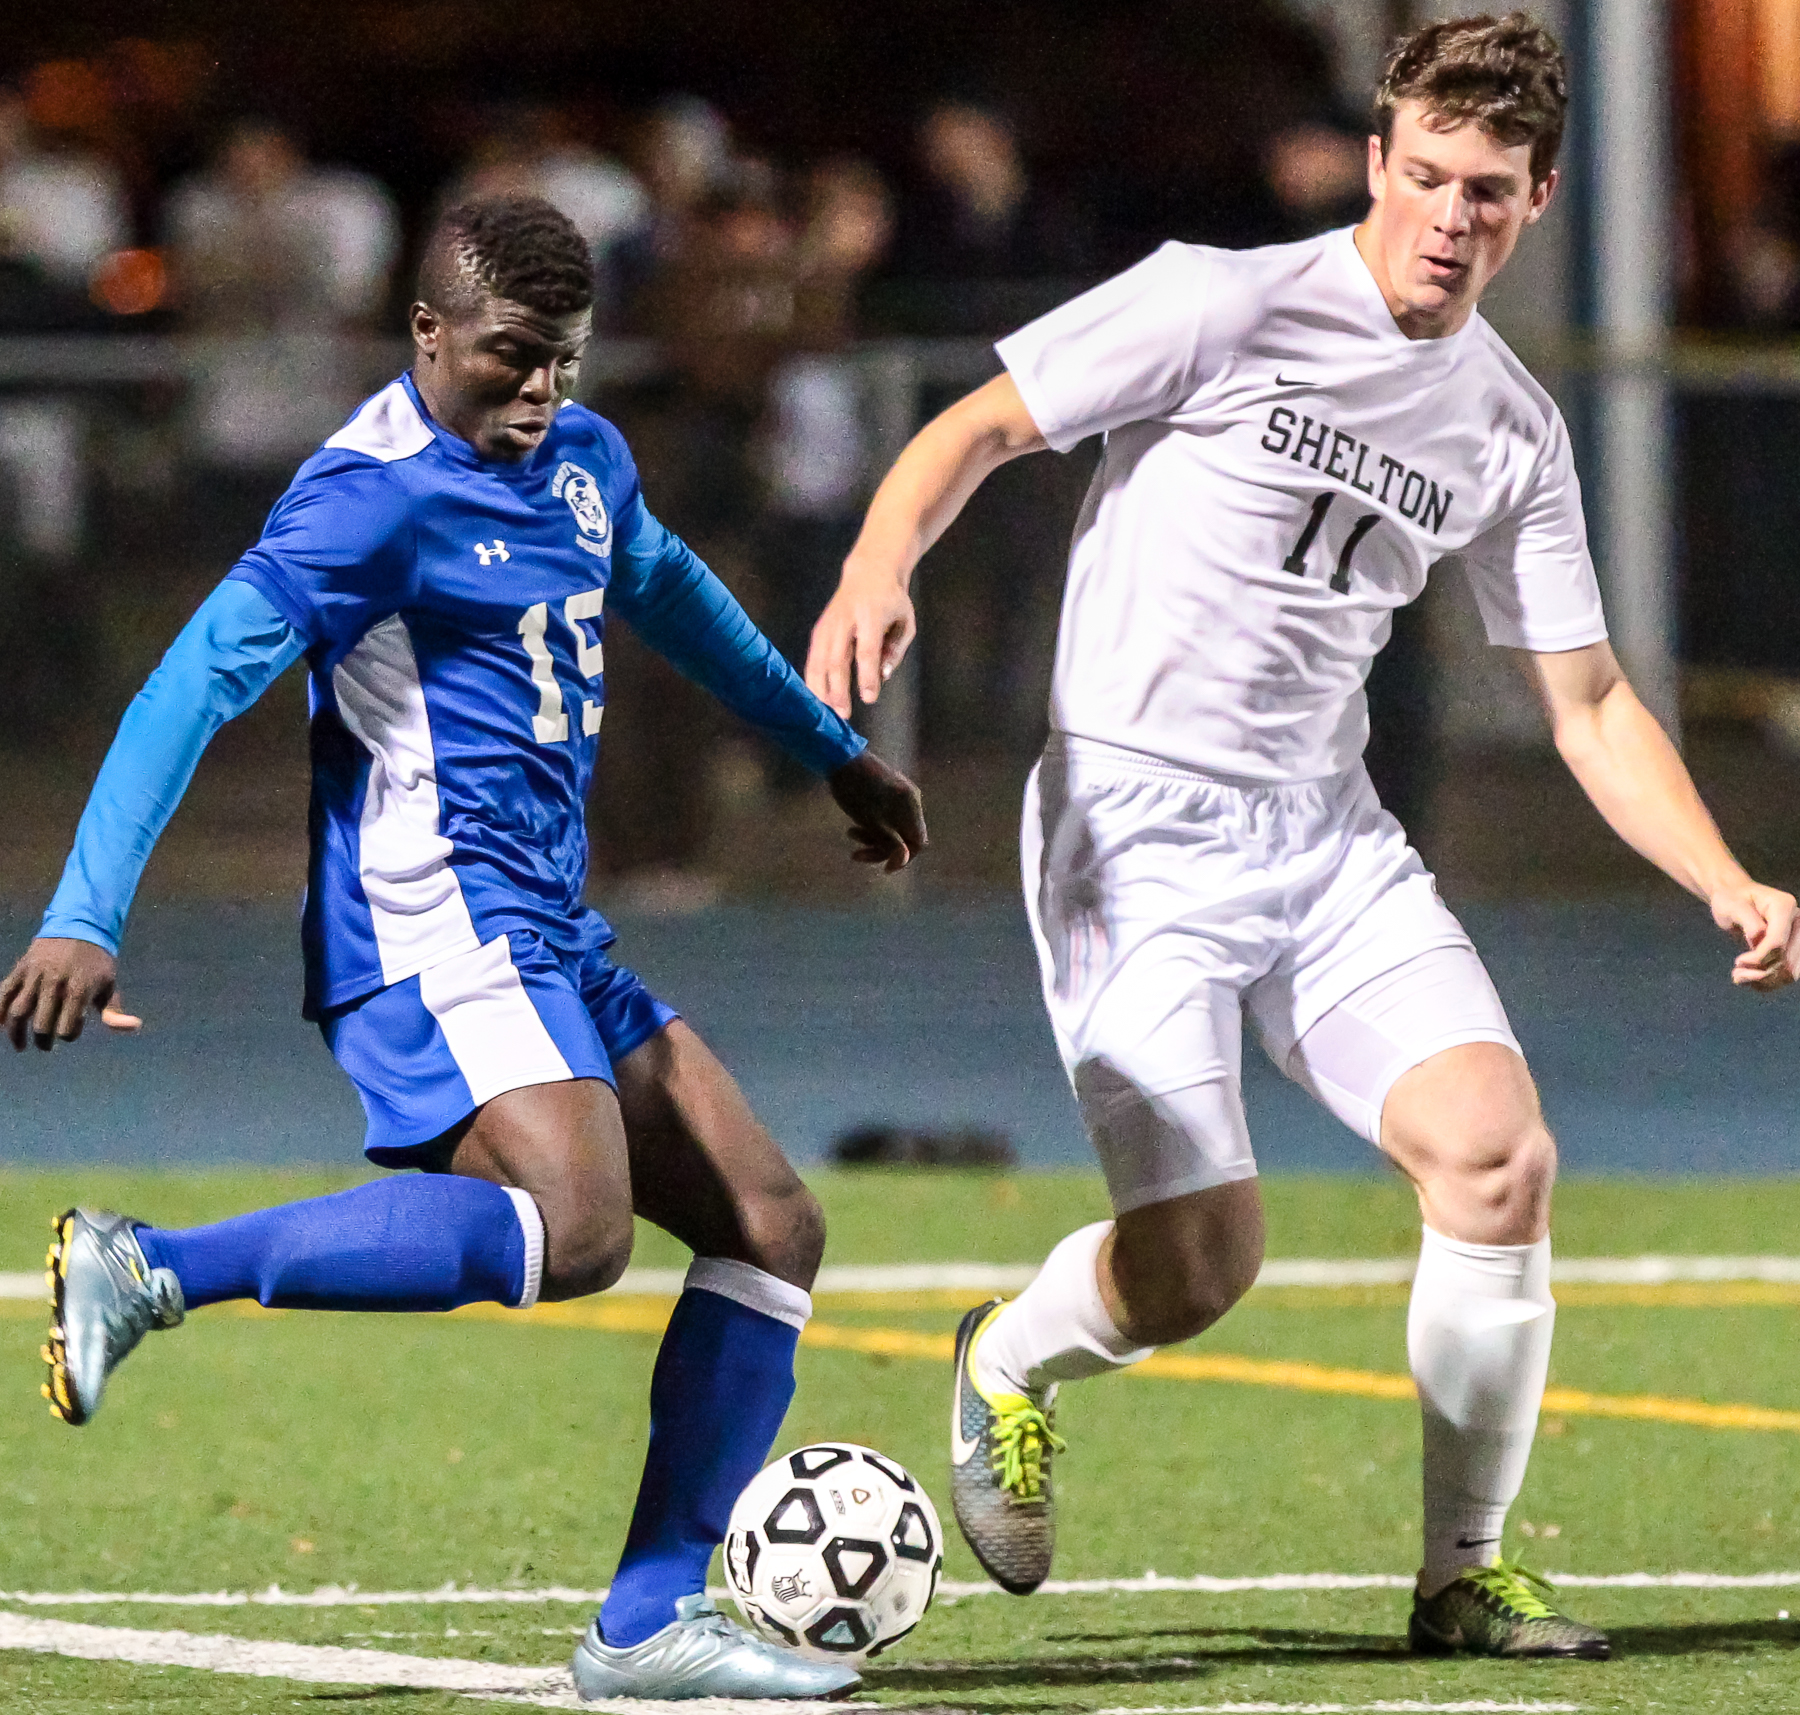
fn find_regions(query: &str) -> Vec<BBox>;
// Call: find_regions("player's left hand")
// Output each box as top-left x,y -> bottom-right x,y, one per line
828,751 -> 928,873
1711,881 -> 1800,993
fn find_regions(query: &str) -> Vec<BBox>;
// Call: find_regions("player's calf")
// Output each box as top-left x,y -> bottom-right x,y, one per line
731,1178 -> 825,1290
536,1199 -> 634,1302
1108,1192 -> 1264,1347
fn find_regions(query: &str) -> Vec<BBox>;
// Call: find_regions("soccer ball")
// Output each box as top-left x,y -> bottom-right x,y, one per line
724,1442 -> 942,1661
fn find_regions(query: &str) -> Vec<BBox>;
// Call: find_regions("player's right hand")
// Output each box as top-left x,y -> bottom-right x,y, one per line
806,572 -> 916,718
1,938 -> 142,1051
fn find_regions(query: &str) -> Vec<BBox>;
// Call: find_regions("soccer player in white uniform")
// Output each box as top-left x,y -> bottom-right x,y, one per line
807,13 -> 1800,1660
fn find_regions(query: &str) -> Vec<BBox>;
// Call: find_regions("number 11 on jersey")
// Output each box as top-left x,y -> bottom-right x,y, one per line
1282,493 -> 1379,593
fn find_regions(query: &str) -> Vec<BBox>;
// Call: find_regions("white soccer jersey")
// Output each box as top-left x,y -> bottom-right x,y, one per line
997,226 -> 1609,783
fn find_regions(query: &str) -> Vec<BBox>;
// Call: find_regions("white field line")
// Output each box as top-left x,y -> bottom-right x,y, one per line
1090,1705 -> 1583,1714
9,1255 -> 1800,1303
6,1570 -> 1800,1609
0,1614 -> 1585,1715
1091,1706 -> 1582,1714
0,1610 -> 845,1712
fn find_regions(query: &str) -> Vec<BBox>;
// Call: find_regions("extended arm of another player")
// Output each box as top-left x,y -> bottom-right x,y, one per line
1,579 -> 305,1048
805,372 -> 1047,717
1528,641 -> 1799,991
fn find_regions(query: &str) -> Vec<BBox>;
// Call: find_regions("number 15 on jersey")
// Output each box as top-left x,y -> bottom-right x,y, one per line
518,589 -> 604,743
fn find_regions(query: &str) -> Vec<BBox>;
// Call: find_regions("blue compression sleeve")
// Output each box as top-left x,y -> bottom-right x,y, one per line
609,506 -> 866,777
38,578 -> 305,954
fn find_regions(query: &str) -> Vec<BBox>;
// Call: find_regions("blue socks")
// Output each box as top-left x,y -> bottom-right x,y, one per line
134,1188 -> 806,1648
601,1259 -> 812,1647
134,1175 -> 544,1312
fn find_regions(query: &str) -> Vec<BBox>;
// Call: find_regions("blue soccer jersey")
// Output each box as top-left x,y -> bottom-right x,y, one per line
41,374 -> 864,1016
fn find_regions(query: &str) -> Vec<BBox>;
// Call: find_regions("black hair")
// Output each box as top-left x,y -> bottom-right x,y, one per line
418,195 -> 594,318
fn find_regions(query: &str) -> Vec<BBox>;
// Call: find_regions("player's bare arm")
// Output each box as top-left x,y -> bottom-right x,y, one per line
806,373 -> 1044,715
1528,640 -> 1799,990
1,938 -> 141,1052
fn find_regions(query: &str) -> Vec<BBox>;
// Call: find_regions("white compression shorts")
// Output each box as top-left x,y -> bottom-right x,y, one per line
1023,735 -> 1522,1213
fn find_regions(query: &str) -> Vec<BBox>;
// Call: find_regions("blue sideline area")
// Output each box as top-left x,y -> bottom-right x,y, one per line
0,898 -> 1795,1173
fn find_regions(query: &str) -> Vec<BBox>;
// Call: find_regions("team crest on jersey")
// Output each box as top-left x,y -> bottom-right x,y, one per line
553,462 -> 612,558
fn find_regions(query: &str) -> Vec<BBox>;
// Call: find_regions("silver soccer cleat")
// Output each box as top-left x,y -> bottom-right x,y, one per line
570,1595 -> 861,1702
42,1208 -> 184,1426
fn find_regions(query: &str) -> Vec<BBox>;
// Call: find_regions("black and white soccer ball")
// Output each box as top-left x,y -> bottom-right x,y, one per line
724,1442 -> 943,1662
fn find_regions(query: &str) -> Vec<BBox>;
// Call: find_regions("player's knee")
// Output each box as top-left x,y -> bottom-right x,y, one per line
539,1202 -> 635,1301
737,1179 -> 826,1291
1435,1112 -> 1556,1238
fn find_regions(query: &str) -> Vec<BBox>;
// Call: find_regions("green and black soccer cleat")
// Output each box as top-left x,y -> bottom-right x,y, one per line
1409,1560 -> 1611,1660
949,1299 -> 1065,1595
42,1208 -> 184,1427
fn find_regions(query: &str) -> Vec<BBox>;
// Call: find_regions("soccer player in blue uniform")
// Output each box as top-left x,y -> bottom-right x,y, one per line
1,196 -> 926,1702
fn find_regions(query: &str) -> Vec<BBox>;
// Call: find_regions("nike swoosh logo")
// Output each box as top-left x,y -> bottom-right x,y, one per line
1275,373 -> 1311,387
951,1349 -> 982,1466
1456,1536 -> 1499,1550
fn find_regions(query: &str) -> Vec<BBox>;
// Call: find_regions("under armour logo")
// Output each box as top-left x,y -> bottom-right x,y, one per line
473,540 -> 510,565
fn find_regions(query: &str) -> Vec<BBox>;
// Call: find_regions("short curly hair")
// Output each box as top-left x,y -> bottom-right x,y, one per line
1375,12 -> 1568,186
418,195 -> 595,318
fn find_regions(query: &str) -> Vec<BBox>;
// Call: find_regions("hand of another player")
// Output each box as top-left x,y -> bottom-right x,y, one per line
828,750 -> 928,873
1711,881 -> 1800,993
0,938 -> 143,1051
806,573 -> 917,718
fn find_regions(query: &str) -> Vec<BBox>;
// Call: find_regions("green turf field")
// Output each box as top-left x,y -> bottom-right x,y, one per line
5,1169 -> 1800,1711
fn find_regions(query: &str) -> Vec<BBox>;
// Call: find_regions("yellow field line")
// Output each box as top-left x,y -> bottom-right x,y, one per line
1251,1281 -> 1800,1310
463,1299 -> 1800,1434
9,1280 -> 1800,1317
8,1289 -> 1799,1432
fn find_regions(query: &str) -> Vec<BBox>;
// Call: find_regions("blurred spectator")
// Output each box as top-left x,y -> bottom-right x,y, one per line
757,158 -> 896,786
639,165 -> 797,436
1263,119 -> 1368,239
1726,141 -> 1800,331
617,94 -> 740,311
788,155 -> 894,347
0,84 -> 130,295
167,117 -> 396,328
165,117 -> 400,475
881,101 -> 1091,333
439,105 -> 648,326
0,82 -> 125,572
636,97 -> 736,242
595,119 -> 796,878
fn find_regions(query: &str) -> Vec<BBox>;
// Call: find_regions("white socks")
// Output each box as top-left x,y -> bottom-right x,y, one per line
1409,1226 -> 1555,1596
974,1221 -> 1153,1397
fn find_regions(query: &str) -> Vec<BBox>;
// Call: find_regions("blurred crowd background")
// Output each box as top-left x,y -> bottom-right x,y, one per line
2,0 -> 1799,914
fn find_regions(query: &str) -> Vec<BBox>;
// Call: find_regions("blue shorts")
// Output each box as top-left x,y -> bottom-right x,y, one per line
320,930 -> 679,1168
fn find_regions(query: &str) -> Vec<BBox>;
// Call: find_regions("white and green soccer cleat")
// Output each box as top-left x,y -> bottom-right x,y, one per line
1410,1560 -> 1611,1659
42,1208 -> 184,1427
949,1298 -> 1065,1595
570,1595 -> 861,1701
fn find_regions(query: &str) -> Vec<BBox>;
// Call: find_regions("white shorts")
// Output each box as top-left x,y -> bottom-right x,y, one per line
1023,735 -> 1522,1213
